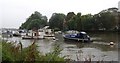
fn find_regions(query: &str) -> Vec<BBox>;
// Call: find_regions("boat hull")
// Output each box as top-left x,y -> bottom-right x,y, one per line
13,34 -> 21,37
22,36 -> 44,40
63,36 -> 91,42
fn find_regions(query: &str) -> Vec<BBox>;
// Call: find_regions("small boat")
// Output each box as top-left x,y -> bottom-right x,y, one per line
13,31 -> 21,37
13,33 -> 21,37
63,32 -> 91,42
109,41 -> 114,45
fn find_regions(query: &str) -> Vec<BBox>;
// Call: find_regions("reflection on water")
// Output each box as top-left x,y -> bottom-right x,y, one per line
88,32 -> 119,43
2,32 -> 119,61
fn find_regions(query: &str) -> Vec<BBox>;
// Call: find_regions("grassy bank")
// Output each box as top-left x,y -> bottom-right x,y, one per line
2,41 -> 65,62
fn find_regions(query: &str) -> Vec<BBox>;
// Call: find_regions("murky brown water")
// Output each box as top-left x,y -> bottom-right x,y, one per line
4,32 -> 119,61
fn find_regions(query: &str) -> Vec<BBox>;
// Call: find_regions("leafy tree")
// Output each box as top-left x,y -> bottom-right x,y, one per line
81,14 -> 94,30
67,12 -> 82,31
67,16 -> 76,30
63,12 -> 75,31
49,13 -> 65,31
27,19 -> 41,30
20,11 -> 47,30
75,13 -> 82,31
95,12 -> 116,30
65,12 -> 75,21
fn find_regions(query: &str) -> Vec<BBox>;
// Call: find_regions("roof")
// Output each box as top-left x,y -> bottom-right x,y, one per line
80,32 -> 86,34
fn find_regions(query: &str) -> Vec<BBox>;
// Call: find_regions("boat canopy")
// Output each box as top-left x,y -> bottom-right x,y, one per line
80,32 -> 86,34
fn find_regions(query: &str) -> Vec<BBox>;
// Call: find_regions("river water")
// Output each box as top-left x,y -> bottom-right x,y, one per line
2,32 -> 119,61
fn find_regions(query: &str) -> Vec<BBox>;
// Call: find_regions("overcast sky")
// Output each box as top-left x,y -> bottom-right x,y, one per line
0,0 -> 119,28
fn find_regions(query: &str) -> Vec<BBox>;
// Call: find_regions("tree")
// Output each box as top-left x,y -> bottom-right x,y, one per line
19,11 -> 47,30
96,12 -> 116,30
65,12 -> 75,21
63,12 -> 75,31
67,12 -> 82,31
49,13 -> 65,31
81,14 -> 94,30
27,19 -> 41,30
75,13 -> 82,31
67,16 -> 76,30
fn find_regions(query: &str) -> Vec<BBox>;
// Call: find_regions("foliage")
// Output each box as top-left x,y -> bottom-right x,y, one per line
67,13 -> 82,31
63,12 -> 75,31
27,19 -> 42,30
42,44 -> 65,61
19,7 -> 118,31
20,11 -> 47,30
49,13 -> 65,30
65,12 -> 75,22
66,9 -> 116,31
75,13 -> 82,31
96,12 -> 116,30
67,16 -> 76,30
2,41 -> 65,62
81,14 -> 95,30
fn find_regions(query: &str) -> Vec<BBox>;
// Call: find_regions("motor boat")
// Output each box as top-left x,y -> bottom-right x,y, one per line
63,32 -> 91,42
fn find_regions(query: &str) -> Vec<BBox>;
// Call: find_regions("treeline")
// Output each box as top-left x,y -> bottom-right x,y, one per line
20,7 -> 120,31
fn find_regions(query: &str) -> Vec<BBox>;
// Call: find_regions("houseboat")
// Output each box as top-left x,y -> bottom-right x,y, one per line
22,26 -> 55,40
22,30 -> 44,39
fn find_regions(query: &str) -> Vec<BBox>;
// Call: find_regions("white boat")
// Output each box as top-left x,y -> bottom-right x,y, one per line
22,30 -> 44,39
43,29 -> 55,39
22,26 -> 55,40
42,26 -> 55,39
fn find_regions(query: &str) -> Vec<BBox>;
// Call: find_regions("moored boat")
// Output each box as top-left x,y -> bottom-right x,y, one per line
22,29 -> 44,40
63,32 -> 91,42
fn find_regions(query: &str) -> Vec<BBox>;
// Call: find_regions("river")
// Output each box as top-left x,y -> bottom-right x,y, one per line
2,32 -> 119,61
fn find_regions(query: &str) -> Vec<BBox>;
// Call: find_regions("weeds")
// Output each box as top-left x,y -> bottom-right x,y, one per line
2,40 -> 65,62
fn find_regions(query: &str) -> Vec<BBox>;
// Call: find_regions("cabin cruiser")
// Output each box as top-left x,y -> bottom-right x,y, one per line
63,32 -> 91,42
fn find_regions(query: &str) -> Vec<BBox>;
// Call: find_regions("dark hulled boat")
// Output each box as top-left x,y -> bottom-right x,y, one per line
63,32 -> 91,42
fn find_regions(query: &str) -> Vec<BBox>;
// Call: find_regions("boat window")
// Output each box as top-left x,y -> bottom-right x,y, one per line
39,30 -> 43,32
34,33 -> 37,36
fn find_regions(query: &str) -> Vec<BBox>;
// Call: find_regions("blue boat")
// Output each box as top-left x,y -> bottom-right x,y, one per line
63,32 -> 91,42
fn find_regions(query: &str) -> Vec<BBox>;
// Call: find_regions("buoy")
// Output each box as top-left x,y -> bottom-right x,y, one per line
109,41 -> 114,45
